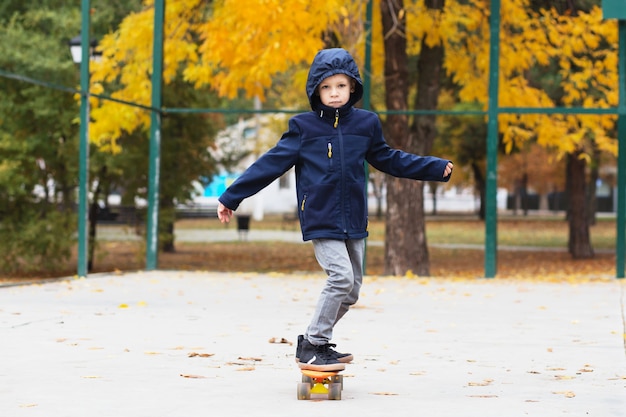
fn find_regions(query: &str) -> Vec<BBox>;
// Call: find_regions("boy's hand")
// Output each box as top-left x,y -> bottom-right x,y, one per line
443,162 -> 454,177
217,202 -> 233,223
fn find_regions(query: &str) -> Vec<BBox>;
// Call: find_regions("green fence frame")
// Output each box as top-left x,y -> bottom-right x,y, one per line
60,0 -> 626,278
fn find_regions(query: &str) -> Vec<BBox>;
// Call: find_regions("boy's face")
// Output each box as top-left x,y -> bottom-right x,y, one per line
317,74 -> 354,108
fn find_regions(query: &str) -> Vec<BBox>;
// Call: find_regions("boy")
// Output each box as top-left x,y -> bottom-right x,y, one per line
217,48 -> 453,371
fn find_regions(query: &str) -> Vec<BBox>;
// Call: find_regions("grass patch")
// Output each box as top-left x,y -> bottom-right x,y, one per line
0,213 -> 619,284
175,214 -> 618,249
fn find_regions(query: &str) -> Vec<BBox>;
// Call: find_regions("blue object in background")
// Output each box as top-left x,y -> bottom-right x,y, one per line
203,173 -> 239,197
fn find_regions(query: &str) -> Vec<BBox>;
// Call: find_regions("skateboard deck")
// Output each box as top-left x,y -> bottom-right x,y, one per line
297,369 -> 343,400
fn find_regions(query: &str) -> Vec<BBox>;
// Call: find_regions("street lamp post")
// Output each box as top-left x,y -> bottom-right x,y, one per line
68,34 -> 100,64
68,27 -> 99,277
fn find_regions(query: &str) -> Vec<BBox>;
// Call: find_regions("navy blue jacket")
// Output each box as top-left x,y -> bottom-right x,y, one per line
219,48 -> 452,241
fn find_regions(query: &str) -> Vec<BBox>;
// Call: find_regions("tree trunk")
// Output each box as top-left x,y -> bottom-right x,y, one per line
381,0 -> 422,275
161,200 -> 176,253
408,0 -> 445,270
381,0 -> 445,276
566,151 -> 594,258
471,162 -> 486,220
587,142 -> 599,226
430,182 -> 438,215
87,166 -> 107,272
380,0 -> 444,276
386,178 -> 428,275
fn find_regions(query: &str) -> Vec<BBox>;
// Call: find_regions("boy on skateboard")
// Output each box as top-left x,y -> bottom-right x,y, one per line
217,48 -> 453,372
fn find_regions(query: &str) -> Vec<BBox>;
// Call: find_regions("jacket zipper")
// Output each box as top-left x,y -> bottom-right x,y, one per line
333,109 -> 339,128
327,142 -> 333,170
337,123 -> 347,235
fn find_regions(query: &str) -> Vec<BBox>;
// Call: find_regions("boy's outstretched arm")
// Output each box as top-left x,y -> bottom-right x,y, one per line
444,162 -> 454,178
217,202 -> 233,223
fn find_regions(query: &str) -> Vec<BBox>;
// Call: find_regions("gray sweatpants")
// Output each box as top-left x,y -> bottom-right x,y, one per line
305,238 -> 365,345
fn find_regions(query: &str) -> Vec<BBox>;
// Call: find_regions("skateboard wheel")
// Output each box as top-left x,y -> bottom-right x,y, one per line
302,375 -> 312,384
297,382 -> 311,400
331,374 -> 343,390
328,383 -> 342,400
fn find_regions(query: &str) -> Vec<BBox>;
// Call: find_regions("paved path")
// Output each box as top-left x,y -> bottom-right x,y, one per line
98,226 -> 616,253
1,271 -> 624,416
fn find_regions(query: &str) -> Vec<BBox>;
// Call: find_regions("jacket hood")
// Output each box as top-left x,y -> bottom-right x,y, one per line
306,48 -> 363,111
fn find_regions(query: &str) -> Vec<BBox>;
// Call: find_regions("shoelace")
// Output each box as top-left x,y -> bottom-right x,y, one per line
315,343 -> 336,359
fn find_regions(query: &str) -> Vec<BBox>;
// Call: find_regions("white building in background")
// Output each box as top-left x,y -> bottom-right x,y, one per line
190,114 -> 505,219
184,113 -> 297,220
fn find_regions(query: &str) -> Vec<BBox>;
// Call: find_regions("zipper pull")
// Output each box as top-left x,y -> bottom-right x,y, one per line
301,195 -> 306,211
333,109 -> 339,128
327,142 -> 332,158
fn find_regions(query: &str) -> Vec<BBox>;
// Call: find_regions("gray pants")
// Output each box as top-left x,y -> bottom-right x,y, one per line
305,238 -> 365,345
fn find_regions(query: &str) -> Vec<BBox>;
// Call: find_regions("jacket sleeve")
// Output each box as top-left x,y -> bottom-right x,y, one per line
365,118 -> 451,183
218,120 -> 301,210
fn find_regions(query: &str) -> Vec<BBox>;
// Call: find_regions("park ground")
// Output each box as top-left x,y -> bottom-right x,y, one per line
1,270 -> 624,416
1,214 -> 624,416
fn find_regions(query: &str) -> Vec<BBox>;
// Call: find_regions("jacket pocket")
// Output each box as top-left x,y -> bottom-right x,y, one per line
348,181 -> 367,231
300,184 -> 339,234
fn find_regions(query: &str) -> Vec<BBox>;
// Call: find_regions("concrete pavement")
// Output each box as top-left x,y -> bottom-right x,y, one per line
0,271 -> 624,417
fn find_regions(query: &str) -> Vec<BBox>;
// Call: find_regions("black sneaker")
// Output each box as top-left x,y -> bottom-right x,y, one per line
295,335 -> 304,363
295,335 -> 354,364
298,339 -> 345,372
327,343 -> 354,363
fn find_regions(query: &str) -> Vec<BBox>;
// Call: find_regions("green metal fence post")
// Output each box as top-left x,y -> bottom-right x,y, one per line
77,0 -> 91,278
617,19 -> 626,279
363,0 -> 372,274
484,0 -> 501,278
146,0 -> 165,270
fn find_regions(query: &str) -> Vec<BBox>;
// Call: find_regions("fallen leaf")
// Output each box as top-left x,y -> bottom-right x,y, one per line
238,356 -> 262,362
268,337 -> 292,345
410,371 -> 426,376
188,352 -> 215,358
237,367 -> 256,371
180,374 -> 206,379
553,391 -> 576,398
468,379 -> 493,387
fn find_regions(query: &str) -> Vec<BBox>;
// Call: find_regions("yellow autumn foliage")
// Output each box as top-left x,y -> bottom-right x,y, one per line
89,0 -> 618,160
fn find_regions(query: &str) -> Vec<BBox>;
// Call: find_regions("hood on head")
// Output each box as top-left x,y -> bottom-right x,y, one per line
306,48 -> 363,111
